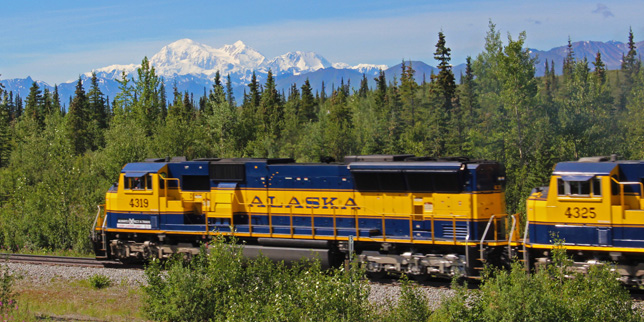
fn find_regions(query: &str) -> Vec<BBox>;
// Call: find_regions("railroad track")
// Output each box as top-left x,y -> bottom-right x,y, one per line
0,253 -> 123,268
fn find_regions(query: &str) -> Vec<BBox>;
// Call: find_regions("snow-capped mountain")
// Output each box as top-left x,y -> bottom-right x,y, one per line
3,38 -> 641,109
264,51 -> 331,76
73,39 -> 391,103
332,63 -> 388,76
89,39 -> 345,86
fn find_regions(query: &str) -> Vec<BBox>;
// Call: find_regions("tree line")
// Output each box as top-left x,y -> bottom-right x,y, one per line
0,21 -> 642,252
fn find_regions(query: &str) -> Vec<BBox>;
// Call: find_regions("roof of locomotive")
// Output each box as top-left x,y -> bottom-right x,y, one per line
554,160 -> 644,178
121,162 -> 167,173
553,162 -> 617,176
348,161 -> 464,171
120,156 -> 500,175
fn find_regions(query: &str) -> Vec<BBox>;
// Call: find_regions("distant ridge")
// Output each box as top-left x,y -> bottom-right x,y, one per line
1,38 -> 641,107
530,40 -> 644,75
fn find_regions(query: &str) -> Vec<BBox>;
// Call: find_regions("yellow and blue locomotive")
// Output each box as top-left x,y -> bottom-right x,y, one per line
92,155 -> 517,278
525,156 -> 644,285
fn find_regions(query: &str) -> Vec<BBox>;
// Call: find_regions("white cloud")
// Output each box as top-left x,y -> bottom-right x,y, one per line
592,3 -> 614,18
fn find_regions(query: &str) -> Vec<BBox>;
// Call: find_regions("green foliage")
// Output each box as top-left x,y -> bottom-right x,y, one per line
0,20 -> 640,258
87,274 -> 111,289
142,239 -> 372,322
0,264 -> 19,314
432,244 -> 641,322
380,276 -> 432,322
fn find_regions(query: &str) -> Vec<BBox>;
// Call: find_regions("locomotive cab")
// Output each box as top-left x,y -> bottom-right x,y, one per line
105,162 -> 170,231
526,158 -> 644,284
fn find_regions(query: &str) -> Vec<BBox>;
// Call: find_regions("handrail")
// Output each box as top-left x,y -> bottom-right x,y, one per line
611,178 -> 644,219
162,178 -> 181,208
91,205 -> 104,240
522,221 -> 530,270
522,220 -> 530,245
102,209 -> 108,230
479,215 -> 497,262
507,214 -> 517,259
465,233 -> 470,267
229,198 -> 481,244
465,224 -> 470,269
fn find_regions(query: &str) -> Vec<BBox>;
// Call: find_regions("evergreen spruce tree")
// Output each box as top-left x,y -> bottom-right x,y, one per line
5,91 -> 16,122
182,92 -> 194,121
593,51 -> 607,85
373,69 -> 387,113
0,79 -> 10,167
358,74 -> 369,98
457,55 -> 478,155
324,88 -> 353,160
113,70 -> 133,120
24,81 -> 43,125
280,84 -> 302,157
319,81 -> 327,104
563,37 -> 575,80
52,85 -> 62,116
432,31 -> 457,112
540,60 -> 557,119
620,27 -> 641,109
211,72 -> 226,107
159,82 -> 167,120
246,72 -> 260,111
431,32 -> 458,156
259,70 -> 282,137
66,77 -> 91,154
88,72 -> 108,129
14,94 -> 23,119
300,79 -> 316,122
400,60 -> 418,126
166,82 -> 184,121
226,74 -> 235,109
622,27 -> 641,83
42,88 -> 53,116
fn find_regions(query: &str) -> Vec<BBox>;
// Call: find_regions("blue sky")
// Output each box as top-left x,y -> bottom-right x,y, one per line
0,1 -> 641,84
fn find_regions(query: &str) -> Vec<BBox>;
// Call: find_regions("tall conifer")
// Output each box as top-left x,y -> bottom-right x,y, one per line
24,82 -> 43,125
432,31 -> 456,111
67,77 -> 90,154
300,79 -> 316,122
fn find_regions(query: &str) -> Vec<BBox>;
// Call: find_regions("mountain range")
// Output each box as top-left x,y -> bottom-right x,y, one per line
1,38 -> 642,107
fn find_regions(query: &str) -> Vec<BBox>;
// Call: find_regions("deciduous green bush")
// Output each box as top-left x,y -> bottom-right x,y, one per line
379,276 -> 432,322
0,263 -> 20,318
431,244 -> 642,322
142,238 -> 372,322
87,274 -> 111,289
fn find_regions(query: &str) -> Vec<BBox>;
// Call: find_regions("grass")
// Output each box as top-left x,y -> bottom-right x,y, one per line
13,276 -> 146,321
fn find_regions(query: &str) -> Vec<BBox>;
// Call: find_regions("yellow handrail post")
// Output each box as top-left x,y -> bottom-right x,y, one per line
431,214 -> 435,243
452,216 -> 457,244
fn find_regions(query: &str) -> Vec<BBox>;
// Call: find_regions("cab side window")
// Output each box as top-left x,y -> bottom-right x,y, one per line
124,174 -> 153,190
592,177 -> 601,196
558,176 -> 601,197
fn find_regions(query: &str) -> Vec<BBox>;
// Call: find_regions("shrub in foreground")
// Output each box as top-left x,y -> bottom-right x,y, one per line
88,274 -> 112,289
142,238 -> 372,322
431,245 -> 642,322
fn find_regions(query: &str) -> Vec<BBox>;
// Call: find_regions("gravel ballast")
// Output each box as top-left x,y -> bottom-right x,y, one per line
6,262 -> 455,308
